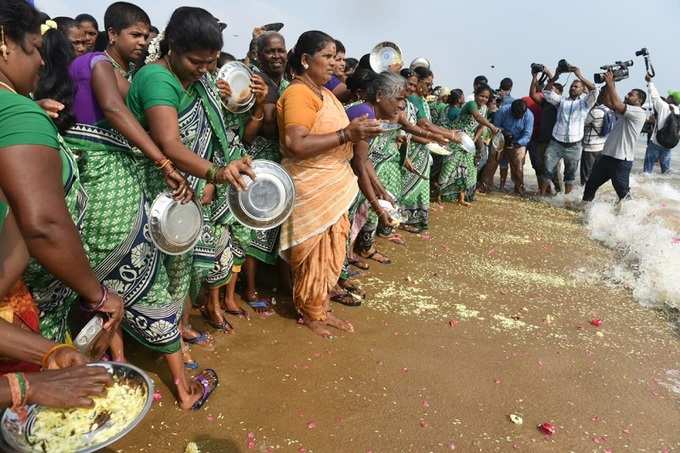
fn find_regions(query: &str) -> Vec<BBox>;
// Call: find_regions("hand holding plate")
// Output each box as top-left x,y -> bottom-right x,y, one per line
216,79 -> 232,103
251,74 -> 269,106
344,115 -> 383,143
25,365 -> 113,408
217,156 -> 256,191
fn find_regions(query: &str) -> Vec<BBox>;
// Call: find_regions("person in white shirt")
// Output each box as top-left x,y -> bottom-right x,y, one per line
541,65 -> 597,194
581,89 -> 612,184
643,77 -> 679,174
465,75 -> 488,103
583,71 -> 647,202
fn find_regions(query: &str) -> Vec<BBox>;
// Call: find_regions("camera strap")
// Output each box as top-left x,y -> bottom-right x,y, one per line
644,56 -> 656,78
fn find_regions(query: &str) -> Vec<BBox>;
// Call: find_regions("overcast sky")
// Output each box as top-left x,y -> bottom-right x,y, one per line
38,0 -> 680,98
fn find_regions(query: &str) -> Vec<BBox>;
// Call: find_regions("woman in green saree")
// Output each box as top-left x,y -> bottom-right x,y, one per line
0,0 -> 124,346
126,7 -> 255,409
350,73 -> 408,264
437,84 -> 498,206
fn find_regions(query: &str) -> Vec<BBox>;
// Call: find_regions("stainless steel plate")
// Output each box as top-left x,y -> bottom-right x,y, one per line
228,160 -> 295,231
149,192 -> 203,255
491,131 -> 505,152
369,42 -> 403,73
217,61 -> 255,113
409,57 -> 431,71
1,362 -> 154,453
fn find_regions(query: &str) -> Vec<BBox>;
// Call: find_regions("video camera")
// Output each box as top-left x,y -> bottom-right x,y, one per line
556,59 -> 573,74
594,60 -> 633,84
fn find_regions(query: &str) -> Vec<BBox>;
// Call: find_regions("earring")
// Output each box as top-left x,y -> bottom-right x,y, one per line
0,26 -> 7,61
303,63 -> 309,70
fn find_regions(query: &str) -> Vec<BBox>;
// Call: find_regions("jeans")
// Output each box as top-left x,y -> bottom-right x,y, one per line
643,141 -> 672,174
580,151 -> 601,186
543,139 -> 582,186
583,155 -> 633,201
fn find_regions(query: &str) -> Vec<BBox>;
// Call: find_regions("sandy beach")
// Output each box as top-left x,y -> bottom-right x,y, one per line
111,192 -> 680,453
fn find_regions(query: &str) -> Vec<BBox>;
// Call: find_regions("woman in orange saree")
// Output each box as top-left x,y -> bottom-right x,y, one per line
277,31 -> 381,337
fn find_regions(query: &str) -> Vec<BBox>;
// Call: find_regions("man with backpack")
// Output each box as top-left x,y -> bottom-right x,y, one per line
582,71 -> 647,202
643,76 -> 680,175
581,89 -> 614,185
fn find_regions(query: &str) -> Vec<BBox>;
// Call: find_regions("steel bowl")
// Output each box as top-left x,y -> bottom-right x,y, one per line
227,160 -> 295,231
409,57 -> 431,71
217,61 -> 256,113
149,192 -> 203,255
1,362 -> 154,453
369,41 -> 403,73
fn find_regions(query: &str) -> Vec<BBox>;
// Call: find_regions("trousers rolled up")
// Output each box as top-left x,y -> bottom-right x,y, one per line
643,141 -> 672,174
480,146 -> 527,193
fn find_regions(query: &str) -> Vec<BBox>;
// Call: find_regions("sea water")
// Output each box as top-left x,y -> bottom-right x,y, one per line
537,140 -> 680,310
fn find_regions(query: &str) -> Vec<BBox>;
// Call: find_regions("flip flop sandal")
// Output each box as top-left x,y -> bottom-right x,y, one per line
184,360 -> 199,370
200,308 -> 234,333
399,224 -> 422,234
246,298 -> 274,317
331,291 -> 362,307
182,331 -> 212,346
191,368 -> 219,411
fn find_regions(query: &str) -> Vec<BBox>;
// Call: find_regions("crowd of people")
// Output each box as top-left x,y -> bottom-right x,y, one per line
0,0 -> 676,419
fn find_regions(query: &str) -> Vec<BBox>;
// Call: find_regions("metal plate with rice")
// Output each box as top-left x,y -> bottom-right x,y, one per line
1,362 -> 154,453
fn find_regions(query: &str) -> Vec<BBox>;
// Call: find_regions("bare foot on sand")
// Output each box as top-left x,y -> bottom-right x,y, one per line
303,318 -> 333,338
325,312 -> 354,333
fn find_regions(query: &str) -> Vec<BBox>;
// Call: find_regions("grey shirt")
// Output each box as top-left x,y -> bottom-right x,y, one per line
601,105 -> 646,161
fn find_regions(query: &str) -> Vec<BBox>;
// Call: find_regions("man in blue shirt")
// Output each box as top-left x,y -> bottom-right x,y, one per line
479,99 -> 534,196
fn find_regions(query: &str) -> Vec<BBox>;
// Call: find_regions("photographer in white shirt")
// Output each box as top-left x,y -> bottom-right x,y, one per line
643,74 -> 680,174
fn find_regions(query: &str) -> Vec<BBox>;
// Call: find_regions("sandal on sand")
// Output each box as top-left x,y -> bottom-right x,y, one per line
245,294 -> 274,316
224,307 -> 249,319
360,248 -> 391,264
182,331 -> 212,346
200,307 -> 234,333
191,368 -> 219,411
331,290 -> 362,307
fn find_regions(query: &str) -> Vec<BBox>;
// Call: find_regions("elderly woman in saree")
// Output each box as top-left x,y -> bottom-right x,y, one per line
437,83 -> 499,206
126,6 -> 255,408
278,30 -> 381,337
241,30 -> 290,315
349,72 -> 407,265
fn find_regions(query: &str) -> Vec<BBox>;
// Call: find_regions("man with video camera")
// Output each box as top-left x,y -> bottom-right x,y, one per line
582,71 -> 647,202
643,74 -> 680,175
541,61 -> 598,195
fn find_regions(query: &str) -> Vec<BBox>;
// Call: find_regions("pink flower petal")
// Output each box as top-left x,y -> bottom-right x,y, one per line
307,421 -> 317,429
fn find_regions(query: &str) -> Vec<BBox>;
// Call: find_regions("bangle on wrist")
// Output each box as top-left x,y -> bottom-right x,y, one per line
206,164 -> 220,184
155,158 -> 173,171
41,344 -> 77,370
81,284 -> 108,313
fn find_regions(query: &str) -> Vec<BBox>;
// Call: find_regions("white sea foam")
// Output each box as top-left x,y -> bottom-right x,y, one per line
535,147 -> 680,310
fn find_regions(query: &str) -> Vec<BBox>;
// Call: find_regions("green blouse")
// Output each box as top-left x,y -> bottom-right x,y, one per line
0,90 -> 65,232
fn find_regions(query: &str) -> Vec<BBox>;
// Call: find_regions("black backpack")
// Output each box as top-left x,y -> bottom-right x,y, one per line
656,108 -> 680,149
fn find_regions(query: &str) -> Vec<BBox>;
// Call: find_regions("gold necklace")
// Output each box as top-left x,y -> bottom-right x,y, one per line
294,75 -> 322,99
104,50 -> 130,79
0,80 -> 16,94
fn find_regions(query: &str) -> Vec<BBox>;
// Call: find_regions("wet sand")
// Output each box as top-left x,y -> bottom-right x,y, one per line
111,193 -> 680,453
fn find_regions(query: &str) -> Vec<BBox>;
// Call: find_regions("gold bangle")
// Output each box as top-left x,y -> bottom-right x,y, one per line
41,344 -> 77,370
